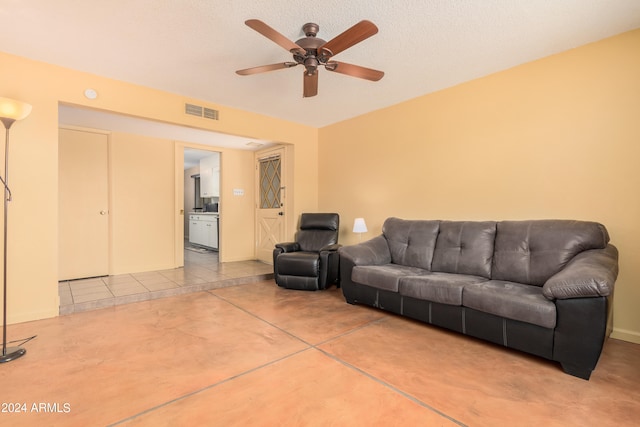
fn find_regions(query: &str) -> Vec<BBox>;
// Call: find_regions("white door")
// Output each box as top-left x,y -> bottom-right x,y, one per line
255,147 -> 286,263
58,128 -> 110,280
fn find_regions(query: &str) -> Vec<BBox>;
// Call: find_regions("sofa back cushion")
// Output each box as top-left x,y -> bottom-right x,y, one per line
383,217 -> 440,270
492,220 -> 610,286
431,221 -> 497,278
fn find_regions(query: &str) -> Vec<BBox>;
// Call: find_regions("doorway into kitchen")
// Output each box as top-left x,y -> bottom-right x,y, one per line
183,148 -> 220,262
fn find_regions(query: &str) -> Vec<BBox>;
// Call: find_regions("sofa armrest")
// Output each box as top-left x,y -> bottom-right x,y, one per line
339,235 -> 391,266
319,245 -> 341,288
543,245 -> 619,300
320,243 -> 341,253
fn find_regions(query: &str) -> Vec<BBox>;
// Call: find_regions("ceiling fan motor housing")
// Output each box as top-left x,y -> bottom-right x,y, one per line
292,23 -> 328,74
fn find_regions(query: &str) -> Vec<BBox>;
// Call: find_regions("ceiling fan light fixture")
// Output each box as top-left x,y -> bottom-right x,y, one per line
304,57 -> 319,75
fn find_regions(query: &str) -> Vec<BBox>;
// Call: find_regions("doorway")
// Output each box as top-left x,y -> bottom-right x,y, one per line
182,147 -> 220,259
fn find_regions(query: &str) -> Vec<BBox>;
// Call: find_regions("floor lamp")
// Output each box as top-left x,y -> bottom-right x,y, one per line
0,97 -> 32,363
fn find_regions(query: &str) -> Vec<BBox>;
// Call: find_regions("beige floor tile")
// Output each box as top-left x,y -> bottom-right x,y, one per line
68,282 -> 106,293
59,289 -> 73,306
108,283 -> 149,297
58,250 -> 271,315
141,281 -> 180,291
69,285 -> 110,296
68,277 -> 105,287
72,290 -> 114,303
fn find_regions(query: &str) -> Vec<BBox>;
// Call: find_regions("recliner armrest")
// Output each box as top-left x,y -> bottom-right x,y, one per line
274,242 -> 300,253
543,245 -> 618,300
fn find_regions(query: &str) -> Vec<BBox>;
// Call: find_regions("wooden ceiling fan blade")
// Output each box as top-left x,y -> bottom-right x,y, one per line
303,71 -> 318,97
245,19 -> 306,55
236,62 -> 298,75
319,20 -> 378,58
325,61 -> 384,81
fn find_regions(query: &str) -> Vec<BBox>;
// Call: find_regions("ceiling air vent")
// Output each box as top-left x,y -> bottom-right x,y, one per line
203,107 -> 219,120
185,103 -> 219,120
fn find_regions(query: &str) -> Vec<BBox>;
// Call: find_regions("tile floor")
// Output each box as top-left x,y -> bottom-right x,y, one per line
3,280 -> 639,426
58,246 -> 273,315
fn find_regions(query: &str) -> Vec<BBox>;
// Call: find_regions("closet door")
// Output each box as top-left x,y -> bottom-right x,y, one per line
58,128 -> 110,280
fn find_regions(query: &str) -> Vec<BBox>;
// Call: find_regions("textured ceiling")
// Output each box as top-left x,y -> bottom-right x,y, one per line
2,0 -> 640,129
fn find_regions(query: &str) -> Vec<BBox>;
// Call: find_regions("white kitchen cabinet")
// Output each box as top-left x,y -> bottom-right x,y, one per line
188,214 -> 218,249
199,153 -> 220,198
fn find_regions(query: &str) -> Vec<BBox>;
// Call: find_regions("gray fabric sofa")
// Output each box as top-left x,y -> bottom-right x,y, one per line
339,218 -> 619,380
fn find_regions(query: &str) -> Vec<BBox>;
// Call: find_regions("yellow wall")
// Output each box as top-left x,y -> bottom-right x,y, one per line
1,51 -> 318,325
3,28 -> 638,343
319,29 -> 640,343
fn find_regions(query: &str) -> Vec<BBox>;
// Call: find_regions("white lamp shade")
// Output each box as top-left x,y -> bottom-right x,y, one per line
0,97 -> 33,121
353,218 -> 368,233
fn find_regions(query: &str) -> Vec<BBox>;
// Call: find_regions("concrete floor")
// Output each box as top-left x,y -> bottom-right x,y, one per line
3,280 -> 639,426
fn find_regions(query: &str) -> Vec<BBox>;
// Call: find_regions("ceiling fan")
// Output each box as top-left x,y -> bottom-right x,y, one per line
236,19 -> 384,97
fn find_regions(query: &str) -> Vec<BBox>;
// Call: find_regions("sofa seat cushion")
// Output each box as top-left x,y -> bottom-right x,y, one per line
352,264 -> 428,292
399,273 -> 489,305
463,280 -> 557,328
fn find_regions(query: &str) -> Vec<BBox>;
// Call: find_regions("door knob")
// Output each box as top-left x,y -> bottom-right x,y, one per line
278,212 -> 284,216
100,210 -> 107,215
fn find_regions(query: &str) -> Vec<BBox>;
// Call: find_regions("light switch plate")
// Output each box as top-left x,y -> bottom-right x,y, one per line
233,189 -> 244,196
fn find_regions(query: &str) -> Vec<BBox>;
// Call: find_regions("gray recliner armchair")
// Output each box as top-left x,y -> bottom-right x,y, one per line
273,213 -> 340,291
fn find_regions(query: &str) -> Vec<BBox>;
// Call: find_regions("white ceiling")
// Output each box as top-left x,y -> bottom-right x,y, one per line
3,1 -> 640,130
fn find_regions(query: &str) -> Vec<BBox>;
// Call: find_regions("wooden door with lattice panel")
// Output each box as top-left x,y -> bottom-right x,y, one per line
255,147 -> 286,263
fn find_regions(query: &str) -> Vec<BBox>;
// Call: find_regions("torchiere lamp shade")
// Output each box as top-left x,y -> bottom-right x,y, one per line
0,97 -> 33,127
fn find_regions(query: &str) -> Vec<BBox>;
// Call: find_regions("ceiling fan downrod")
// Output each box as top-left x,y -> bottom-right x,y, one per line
293,23 -> 326,75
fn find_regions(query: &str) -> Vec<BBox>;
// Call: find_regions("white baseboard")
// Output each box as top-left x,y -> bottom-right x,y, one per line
611,328 -> 640,344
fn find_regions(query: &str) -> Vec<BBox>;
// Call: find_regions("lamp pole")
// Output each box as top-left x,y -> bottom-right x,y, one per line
0,97 -> 32,363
